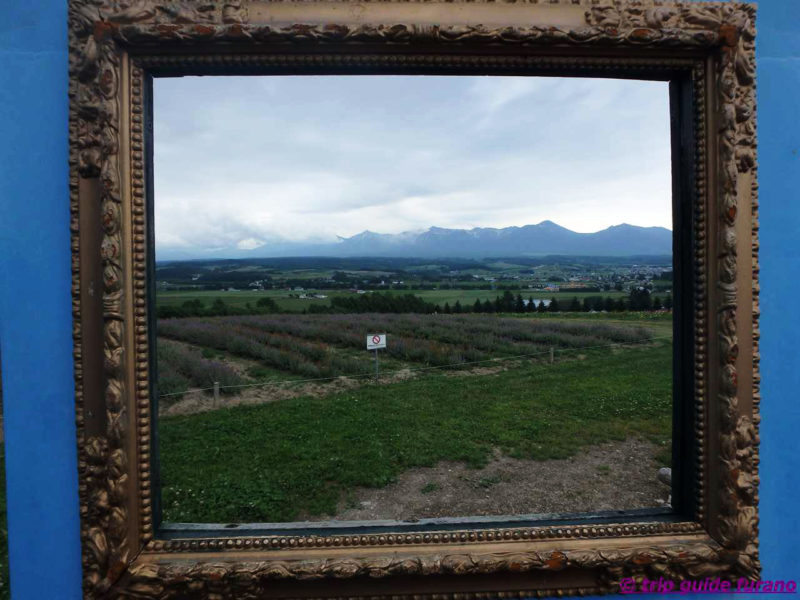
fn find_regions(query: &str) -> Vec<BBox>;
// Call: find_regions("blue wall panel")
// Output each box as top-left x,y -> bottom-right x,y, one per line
0,2 -> 83,599
754,0 -> 800,583
0,1 -> 797,598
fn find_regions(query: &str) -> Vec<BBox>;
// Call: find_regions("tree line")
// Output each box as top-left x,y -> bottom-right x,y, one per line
437,289 -> 670,315
158,288 -> 672,319
157,296 -> 280,319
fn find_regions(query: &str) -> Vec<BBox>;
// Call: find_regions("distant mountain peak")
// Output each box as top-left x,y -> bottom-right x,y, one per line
174,220 -> 672,260
323,221 -> 670,258
351,230 -> 380,238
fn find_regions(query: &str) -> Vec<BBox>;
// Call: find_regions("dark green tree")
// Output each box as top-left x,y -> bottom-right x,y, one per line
664,294 -> 673,310
628,287 -> 652,311
537,300 -> 547,313
453,300 -> 463,314
443,302 -> 451,314
256,297 -> 278,312
583,298 -> 592,312
182,298 -> 204,310
515,293 -> 526,313
549,297 -> 560,312
180,299 -> 205,316
211,298 -> 228,315
569,296 -> 581,312
473,298 -> 483,313
502,290 -> 515,312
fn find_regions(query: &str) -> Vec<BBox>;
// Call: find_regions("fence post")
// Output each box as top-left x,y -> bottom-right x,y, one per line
549,347 -> 554,364
213,381 -> 220,408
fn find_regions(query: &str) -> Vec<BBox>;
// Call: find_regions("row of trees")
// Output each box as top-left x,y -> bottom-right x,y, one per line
312,293 -> 435,314
157,296 -> 280,319
438,289 -> 671,315
157,288 -> 672,319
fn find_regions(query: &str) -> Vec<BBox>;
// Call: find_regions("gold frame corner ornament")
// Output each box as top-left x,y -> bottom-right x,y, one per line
69,0 -> 759,597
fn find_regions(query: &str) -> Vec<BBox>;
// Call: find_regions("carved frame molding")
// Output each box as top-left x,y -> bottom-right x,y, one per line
68,1 -> 759,598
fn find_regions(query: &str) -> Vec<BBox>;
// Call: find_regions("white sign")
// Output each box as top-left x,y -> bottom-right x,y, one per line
366,333 -> 387,350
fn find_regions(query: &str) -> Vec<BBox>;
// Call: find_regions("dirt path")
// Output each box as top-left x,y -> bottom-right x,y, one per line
159,368 -> 419,417
304,438 -> 669,522
159,357 -> 545,417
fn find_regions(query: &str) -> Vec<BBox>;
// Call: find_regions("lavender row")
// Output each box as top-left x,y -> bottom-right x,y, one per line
157,314 -> 657,381
157,339 -> 244,399
224,313 -> 652,357
158,319 -> 374,379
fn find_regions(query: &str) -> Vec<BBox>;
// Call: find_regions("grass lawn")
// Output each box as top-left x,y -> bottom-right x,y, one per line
159,342 -> 672,524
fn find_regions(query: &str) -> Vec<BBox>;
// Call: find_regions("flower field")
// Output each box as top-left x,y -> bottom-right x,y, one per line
156,313 -> 658,398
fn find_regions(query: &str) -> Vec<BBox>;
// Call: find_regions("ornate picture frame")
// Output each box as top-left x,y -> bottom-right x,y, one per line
69,1 -> 759,597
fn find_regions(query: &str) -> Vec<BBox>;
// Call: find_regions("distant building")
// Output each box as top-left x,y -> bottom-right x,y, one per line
523,299 -> 551,308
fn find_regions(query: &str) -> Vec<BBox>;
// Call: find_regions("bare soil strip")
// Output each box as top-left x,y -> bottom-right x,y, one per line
303,439 -> 669,522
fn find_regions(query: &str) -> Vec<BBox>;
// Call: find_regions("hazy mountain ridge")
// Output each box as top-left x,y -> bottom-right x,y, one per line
161,221 -> 672,260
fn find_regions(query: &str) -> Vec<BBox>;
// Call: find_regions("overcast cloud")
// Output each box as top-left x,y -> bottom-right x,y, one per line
154,75 -> 671,258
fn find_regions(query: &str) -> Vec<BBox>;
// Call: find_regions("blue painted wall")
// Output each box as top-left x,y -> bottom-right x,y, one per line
0,1 -> 83,599
0,1 -> 796,598
753,0 -> 800,584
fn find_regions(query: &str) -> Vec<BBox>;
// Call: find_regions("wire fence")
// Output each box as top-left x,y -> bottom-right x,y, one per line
157,334 -> 673,399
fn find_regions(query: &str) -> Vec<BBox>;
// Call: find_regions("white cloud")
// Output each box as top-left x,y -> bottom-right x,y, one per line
236,238 -> 266,250
154,75 -> 671,256
469,77 -> 544,113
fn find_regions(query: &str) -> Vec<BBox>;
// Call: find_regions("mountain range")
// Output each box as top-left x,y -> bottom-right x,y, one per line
162,221 -> 672,260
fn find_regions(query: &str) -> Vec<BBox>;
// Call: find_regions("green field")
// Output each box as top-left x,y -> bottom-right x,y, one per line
159,340 -> 672,523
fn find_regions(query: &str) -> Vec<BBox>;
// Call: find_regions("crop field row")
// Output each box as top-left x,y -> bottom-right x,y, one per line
156,313 -> 658,399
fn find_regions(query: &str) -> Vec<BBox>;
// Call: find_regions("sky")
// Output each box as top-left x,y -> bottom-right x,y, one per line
154,75 -> 671,258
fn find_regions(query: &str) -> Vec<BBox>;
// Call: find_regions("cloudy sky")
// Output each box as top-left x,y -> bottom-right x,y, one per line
154,75 -> 671,258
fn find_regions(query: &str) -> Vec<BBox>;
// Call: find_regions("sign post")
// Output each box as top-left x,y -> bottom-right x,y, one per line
366,334 -> 387,380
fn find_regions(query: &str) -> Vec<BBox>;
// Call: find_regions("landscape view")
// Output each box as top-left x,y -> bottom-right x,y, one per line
154,75 -> 674,524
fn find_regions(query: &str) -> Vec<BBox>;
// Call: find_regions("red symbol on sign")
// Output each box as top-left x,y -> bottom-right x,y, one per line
372,335 -> 381,344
